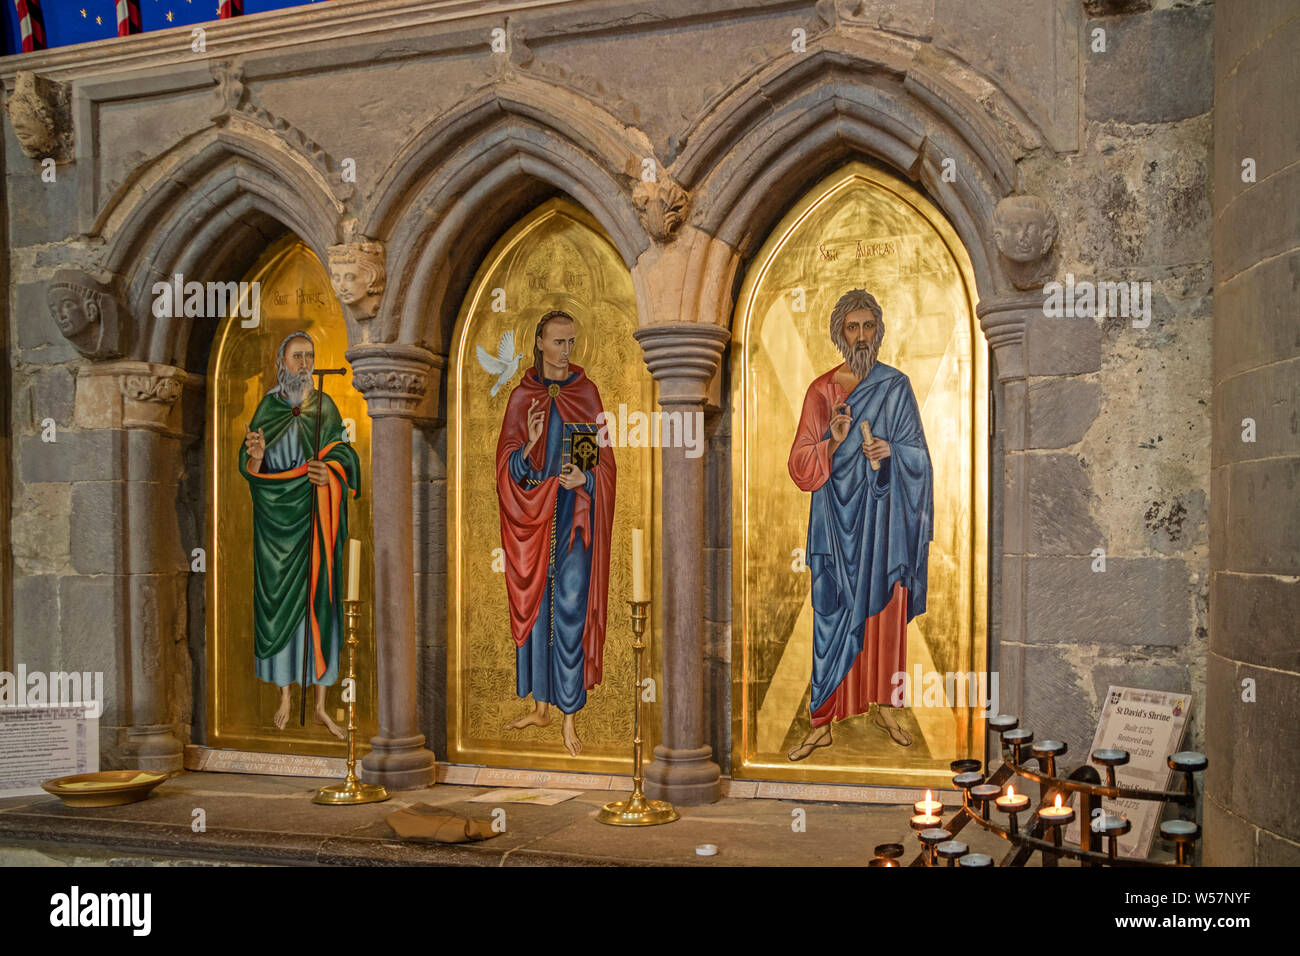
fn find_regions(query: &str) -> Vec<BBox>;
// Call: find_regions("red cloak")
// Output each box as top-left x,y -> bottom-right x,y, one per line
495,364 -> 616,690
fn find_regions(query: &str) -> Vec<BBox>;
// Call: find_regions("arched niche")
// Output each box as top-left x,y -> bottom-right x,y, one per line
446,197 -> 659,773
731,161 -> 988,788
205,236 -> 376,755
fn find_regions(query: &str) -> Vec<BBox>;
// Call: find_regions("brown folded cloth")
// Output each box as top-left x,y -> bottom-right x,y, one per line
384,802 -> 500,843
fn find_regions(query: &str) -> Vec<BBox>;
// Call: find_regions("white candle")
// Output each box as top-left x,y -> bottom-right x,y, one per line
346,538 -> 361,602
995,785 -> 1029,813
913,789 -> 943,815
631,528 -> 647,602
1039,792 -> 1075,825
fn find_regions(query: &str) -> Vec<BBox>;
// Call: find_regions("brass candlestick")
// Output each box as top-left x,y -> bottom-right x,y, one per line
597,600 -> 678,826
314,599 -> 389,806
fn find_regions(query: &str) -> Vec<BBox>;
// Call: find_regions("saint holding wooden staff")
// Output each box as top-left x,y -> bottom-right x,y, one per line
240,331 -> 361,738
786,290 -> 934,759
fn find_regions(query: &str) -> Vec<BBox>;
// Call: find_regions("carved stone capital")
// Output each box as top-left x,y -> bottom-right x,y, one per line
976,293 -> 1041,383
992,195 -> 1059,291
121,373 -> 184,408
633,323 -> 730,406
76,361 -> 196,435
46,269 -> 125,360
5,71 -> 72,160
328,239 -> 386,322
346,344 -> 444,419
633,176 -> 690,243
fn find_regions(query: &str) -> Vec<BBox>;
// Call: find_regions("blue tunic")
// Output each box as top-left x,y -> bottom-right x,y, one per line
507,371 -> 597,714
805,362 -> 933,713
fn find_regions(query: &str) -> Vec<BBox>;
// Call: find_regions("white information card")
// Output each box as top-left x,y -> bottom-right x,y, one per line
0,705 -> 99,797
1063,685 -> 1191,857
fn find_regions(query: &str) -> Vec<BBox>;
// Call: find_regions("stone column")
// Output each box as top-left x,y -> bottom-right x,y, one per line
978,291 -> 1108,749
976,295 -> 1031,732
347,343 -> 441,790
1206,1 -> 1300,864
122,367 -> 191,770
633,322 -> 729,805
74,361 -> 192,772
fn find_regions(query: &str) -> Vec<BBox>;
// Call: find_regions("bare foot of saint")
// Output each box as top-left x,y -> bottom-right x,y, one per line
874,706 -> 913,747
788,724 -> 832,761
507,703 -> 552,731
273,687 -> 291,730
562,713 -> 583,756
313,707 -> 346,740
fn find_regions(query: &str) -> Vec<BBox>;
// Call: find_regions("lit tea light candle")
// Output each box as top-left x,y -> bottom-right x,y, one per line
910,811 -> 942,831
994,785 -> 1029,813
1039,793 -> 1075,826
913,789 -> 943,816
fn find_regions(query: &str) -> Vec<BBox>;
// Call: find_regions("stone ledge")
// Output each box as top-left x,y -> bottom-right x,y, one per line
0,769 -> 1010,867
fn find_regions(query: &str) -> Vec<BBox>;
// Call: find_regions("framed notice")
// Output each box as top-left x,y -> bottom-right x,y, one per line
0,705 -> 99,797
1064,685 -> 1191,857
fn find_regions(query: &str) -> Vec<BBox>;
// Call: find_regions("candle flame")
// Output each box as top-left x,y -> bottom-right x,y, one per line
1054,793 -> 1063,809
925,790 -> 932,802
1006,785 -> 1016,798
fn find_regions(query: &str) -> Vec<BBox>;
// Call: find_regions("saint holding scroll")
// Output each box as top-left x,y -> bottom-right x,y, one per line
495,310 -> 616,756
786,290 -> 934,759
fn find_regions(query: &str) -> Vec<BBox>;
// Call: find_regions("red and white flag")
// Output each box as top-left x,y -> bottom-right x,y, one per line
14,0 -> 47,52
116,0 -> 142,36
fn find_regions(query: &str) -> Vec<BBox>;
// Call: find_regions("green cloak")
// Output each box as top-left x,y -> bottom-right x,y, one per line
239,389 -> 361,677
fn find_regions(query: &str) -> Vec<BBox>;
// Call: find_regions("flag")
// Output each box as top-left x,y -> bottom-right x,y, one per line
116,0 -> 141,36
15,0 -> 47,52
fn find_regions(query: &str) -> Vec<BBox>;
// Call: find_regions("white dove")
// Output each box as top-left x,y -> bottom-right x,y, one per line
476,330 -> 526,397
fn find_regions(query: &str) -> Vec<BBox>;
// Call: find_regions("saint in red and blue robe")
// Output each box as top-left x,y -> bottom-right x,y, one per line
788,361 -> 933,727
495,365 -> 616,714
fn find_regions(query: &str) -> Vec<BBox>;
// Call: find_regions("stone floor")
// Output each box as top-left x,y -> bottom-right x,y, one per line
0,770 -> 1041,866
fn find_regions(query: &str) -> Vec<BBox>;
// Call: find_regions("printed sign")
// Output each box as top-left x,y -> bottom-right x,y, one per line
0,705 -> 99,797
1064,685 -> 1191,857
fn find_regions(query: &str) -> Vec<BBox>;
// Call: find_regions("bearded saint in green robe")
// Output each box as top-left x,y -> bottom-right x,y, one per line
240,331 -> 361,737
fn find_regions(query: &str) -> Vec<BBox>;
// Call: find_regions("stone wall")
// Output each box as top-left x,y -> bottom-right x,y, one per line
1004,0 -> 1214,756
1205,1 -> 1300,865
0,122 -> 10,674
2,0 -> 1219,797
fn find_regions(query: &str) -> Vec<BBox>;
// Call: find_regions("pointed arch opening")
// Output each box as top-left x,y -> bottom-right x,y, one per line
730,161 -> 988,788
205,235 -> 375,755
445,197 -> 658,773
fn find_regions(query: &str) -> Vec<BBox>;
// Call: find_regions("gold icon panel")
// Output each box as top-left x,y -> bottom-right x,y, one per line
731,162 -> 989,788
206,236 -> 377,755
447,198 -> 660,773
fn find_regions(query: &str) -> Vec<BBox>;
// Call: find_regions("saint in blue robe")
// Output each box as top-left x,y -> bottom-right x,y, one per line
797,362 -> 934,715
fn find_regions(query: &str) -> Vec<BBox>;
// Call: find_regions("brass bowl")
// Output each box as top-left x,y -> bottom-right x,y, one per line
41,770 -> 169,808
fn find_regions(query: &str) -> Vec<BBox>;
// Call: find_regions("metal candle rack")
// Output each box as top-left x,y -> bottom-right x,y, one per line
897,714 -> 1207,867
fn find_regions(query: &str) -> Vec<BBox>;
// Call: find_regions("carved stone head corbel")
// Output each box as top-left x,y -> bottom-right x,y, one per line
328,240 -> 386,321
633,176 -> 690,243
46,270 -> 124,360
992,195 -> 1059,290
5,71 -> 72,161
